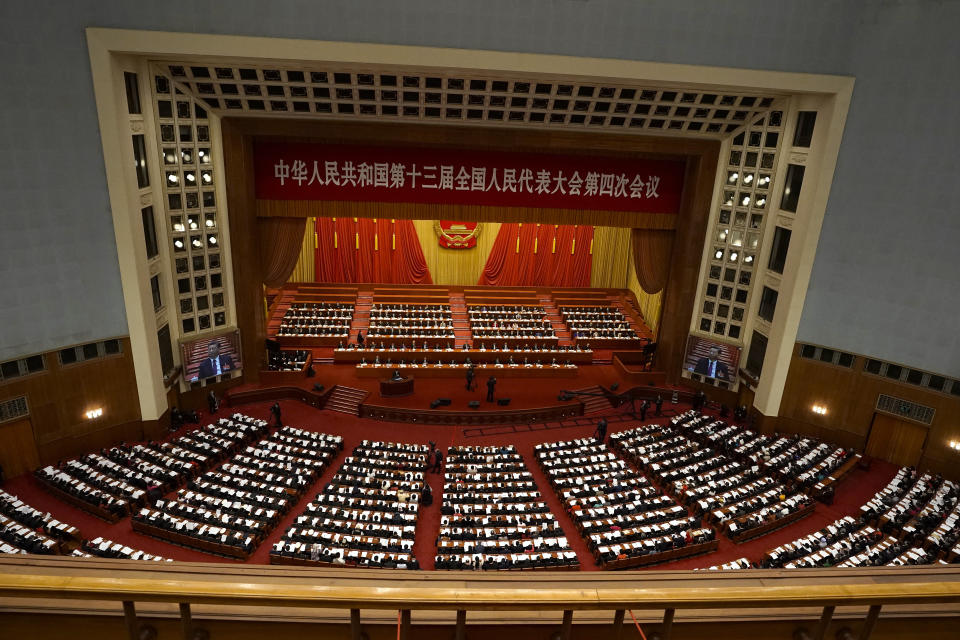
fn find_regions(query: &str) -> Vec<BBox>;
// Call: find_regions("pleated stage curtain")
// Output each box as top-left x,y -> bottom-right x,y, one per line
630,228 -> 674,294
288,216 -> 316,282
478,223 -> 593,287
259,217 -> 307,287
313,217 -> 433,284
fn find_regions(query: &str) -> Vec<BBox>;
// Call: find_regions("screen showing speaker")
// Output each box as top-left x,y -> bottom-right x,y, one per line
683,335 -> 740,384
181,330 -> 243,382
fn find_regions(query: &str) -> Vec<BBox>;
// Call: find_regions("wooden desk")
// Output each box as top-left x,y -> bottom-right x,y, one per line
335,348 -> 592,365
356,364 -> 578,378
380,376 -> 414,397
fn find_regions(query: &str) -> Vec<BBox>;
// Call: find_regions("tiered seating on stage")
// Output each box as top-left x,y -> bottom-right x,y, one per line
435,445 -> 579,571
270,440 -> 425,569
133,417 -> 341,559
367,303 -> 454,344
535,438 -> 715,569
612,412 -> 814,543
277,302 -> 354,338
559,305 -> 642,347
468,304 -> 558,347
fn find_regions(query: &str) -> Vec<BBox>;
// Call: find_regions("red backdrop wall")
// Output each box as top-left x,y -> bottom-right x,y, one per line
478,223 -> 593,287
314,218 -> 432,284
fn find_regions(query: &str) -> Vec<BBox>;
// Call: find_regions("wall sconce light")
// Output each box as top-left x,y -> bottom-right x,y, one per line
949,441 -> 960,451
811,404 -> 828,415
85,408 -> 103,420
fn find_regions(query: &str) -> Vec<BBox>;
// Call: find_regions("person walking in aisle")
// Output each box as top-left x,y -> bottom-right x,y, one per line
486,376 -> 497,402
593,418 -> 608,444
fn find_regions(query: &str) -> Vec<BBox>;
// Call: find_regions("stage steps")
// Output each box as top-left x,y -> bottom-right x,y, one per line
571,385 -> 613,414
539,294 -> 574,347
324,385 -> 368,416
610,294 -> 653,341
448,292 -> 473,348
348,290 -> 373,345
266,292 -> 297,335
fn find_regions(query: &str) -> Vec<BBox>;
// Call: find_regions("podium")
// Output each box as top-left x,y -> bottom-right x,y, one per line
380,375 -> 414,398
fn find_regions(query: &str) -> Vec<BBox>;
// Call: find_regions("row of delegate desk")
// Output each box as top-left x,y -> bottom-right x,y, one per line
334,346 -> 593,364
354,362 -> 580,378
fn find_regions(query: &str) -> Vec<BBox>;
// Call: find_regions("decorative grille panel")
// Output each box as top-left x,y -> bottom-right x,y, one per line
154,60 -> 780,138
0,396 -> 29,424
876,394 -> 935,426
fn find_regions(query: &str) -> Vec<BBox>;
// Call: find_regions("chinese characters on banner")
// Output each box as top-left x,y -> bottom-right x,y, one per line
254,142 -> 686,214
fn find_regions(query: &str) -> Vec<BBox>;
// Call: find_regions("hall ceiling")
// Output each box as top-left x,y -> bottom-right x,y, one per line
151,59 -> 783,139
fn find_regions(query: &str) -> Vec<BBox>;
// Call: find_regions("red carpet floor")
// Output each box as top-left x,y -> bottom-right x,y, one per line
3,394 -> 899,572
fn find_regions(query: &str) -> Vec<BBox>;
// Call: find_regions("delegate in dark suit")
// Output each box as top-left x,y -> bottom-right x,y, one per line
693,347 -> 729,380
198,342 -> 235,379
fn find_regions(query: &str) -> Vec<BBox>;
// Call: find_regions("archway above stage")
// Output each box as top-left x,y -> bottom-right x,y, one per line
222,117 -> 718,384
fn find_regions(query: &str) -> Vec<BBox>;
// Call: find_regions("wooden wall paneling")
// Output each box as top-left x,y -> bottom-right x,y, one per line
222,119 -> 267,383
0,418 -> 40,478
777,345 -> 960,479
656,152 -> 719,383
865,413 -> 927,468
0,338 -> 143,467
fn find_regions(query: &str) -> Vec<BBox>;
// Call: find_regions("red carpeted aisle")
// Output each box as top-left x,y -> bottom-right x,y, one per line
2,397 -> 898,572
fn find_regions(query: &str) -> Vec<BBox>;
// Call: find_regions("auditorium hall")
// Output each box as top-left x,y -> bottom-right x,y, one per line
1,2 -> 959,639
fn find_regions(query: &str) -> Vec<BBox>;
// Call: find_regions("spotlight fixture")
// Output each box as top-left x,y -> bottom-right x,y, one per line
729,251 -> 739,261
714,250 -> 723,260
85,408 -> 103,420
173,239 -> 184,248
950,441 -> 960,451
811,404 -> 828,415
728,172 -> 738,183
205,219 -> 215,227
743,174 -> 754,184
173,223 -> 185,232
167,174 -> 178,184
744,255 -> 754,264
741,195 -> 751,206
756,197 -> 767,207
201,172 -> 212,183
192,238 -> 202,248
208,236 -> 218,245
186,172 -> 196,183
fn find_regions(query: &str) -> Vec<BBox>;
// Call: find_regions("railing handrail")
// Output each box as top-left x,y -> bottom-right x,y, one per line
2,573 -> 960,610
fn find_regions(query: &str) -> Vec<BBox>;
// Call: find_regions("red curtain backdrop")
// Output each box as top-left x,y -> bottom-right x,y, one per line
631,228 -> 674,293
478,223 -> 593,287
259,217 -> 307,287
314,217 -> 432,284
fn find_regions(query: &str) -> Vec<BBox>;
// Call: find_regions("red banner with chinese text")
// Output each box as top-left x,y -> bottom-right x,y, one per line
254,142 -> 685,214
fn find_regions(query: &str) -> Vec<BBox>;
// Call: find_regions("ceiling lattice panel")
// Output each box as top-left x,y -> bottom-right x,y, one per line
152,61 -> 781,138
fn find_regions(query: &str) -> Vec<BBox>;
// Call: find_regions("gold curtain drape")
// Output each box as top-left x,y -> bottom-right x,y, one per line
590,226 -> 632,289
258,217 -> 307,287
631,228 -> 674,294
628,266 -> 663,337
413,220 -> 501,285
288,217 -> 316,282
